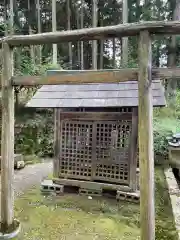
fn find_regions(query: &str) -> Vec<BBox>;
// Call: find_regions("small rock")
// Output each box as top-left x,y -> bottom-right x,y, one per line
88,196 -> 92,200
16,161 -> 25,169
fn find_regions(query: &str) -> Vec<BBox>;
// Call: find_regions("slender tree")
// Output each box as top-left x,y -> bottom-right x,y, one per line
9,0 -> 14,35
36,0 -> 42,64
167,0 -> 180,103
92,0 -> 98,69
10,0 -> 20,110
28,0 -> 35,65
99,5 -> 103,69
76,4 -> 81,68
52,0 -> 57,64
122,0 -> 128,67
4,0 -> 8,36
80,0 -> 84,70
67,0 -> 73,69
112,38 -> 116,68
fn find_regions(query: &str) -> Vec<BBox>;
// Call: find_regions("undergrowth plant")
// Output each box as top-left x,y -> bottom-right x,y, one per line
15,107 -> 54,157
153,90 -> 180,164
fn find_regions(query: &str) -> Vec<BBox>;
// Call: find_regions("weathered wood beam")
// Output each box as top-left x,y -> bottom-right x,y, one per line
138,31 -> 155,240
60,112 -> 132,121
2,21 -> 180,47
12,69 -> 138,86
10,67 -> 180,86
154,67 -> 180,78
1,42 -> 15,231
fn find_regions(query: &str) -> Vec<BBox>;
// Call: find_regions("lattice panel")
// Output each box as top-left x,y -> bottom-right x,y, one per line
95,121 -> 132,184
95,163 -> 129,183
59,121 -> 93,180
59,118 -> 132,185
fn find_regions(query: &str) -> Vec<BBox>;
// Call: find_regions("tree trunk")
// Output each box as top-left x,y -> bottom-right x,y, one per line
67,0 -> 73,69
154,0 -> 161,68
28,0 -> 35,65
52,0 -> 57,65
80,0 -> 84,70
99,15 -> 103,69
112,38 -> 116,68
122,0 -> 128,67
36,0 -> 42,64
14,0 -> 22,71
92,0 -> 98,69
143,0 -> 151,20
76,5 -> 81,68
167,0 -> 180,104
4,0 -> 8,36
136,0 -> 141,21
9,0 -> 13,35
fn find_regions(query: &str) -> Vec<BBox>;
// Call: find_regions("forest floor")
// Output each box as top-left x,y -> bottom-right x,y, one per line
11,166 -> 178,240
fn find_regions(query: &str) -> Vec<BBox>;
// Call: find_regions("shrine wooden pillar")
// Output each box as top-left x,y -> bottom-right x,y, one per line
138,30 -> 155,240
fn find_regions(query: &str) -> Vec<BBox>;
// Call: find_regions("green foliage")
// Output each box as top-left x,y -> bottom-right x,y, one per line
153,90 -> 180,165
15,50 -> 63,76
175,91 -> 180,117
15,108 -> 53,157
153,117 -> 174,164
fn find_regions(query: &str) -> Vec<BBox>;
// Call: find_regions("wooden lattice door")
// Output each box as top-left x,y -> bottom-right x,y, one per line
93,121 -> 132,185
59,118 -> 132,185
59,121 -> 93,180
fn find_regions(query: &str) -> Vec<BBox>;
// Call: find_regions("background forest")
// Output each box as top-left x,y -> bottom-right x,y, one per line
1,0 -> 179,163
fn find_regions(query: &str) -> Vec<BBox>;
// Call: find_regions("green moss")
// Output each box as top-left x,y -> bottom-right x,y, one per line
47,173 -> 53,180
14,190 -> 140,240
155,167 -> 178,240
13,167 -> 178,240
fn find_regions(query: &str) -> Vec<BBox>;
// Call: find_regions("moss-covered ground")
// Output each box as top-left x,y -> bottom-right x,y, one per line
14,167 -> 178,240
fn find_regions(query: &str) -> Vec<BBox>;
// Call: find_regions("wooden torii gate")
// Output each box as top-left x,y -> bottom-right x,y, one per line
1,21 -> 180,239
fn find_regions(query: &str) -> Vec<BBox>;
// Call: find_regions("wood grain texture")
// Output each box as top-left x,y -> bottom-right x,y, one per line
3,21 -> 180,47
12,69 -> 138,85
129,108 -> 138,191
138,31 -> 155,240
1,42 -> 14,231
60,112 -> 132,121
53,108 -> 59,178
10,67 -> 180,86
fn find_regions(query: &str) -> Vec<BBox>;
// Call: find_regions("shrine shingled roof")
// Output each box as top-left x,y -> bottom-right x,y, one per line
26,80 -> 166,108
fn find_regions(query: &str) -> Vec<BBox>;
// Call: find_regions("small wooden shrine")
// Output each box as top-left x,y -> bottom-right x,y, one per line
27,74 -> 165,193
